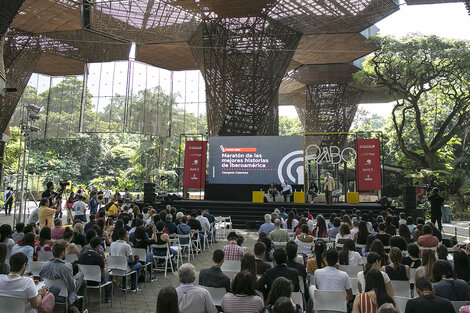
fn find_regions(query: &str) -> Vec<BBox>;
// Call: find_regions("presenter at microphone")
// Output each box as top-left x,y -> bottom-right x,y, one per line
281,180 -> 292,202
323,172 -> 334,204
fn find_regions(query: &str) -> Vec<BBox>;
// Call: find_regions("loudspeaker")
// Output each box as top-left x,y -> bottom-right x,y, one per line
144,183 -> 155,203
377,196 -> 392,207
404,186 -> 416,209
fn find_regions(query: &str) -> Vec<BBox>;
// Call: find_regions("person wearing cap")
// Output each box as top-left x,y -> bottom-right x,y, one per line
78,236 -> 112,303
428,187 -> 444,231
223,232 -> 245,261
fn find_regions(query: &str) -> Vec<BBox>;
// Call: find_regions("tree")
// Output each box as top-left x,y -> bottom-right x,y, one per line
279,116 -> 303,136
355,35 -> 470,169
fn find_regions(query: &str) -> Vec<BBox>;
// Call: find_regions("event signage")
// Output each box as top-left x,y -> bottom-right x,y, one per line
305,145 -> 357,164
183,141 -> 207,189
208,136 -> 303,185
355,139 -> 381,191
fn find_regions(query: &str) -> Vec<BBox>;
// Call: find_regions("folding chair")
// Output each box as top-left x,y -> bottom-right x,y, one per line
27,261 -> 44,277
169,238 -> 182,269
132,248 -> 153,283
291,291 -> 304,312
43,278 -> 84,313
272,241 -> 287,248
338,265 -> 363,279
391,280 -> 411,298
152,244 -> 175,277
312,289 -> 347,312
77,264 -> 113,313
65,254 -> 78,263
107,255 -> 137,299
221,260 -> 241,272
192,231 -> 203,253
0,296 -> 26,313
393,296 -> 411,313
350,278 -> 359,295
200,286 -> 226,306
37,251 -> 53,262
176,233 -> 194,261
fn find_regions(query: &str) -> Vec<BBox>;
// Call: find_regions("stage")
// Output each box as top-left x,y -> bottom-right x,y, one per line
151,199 -> 422,229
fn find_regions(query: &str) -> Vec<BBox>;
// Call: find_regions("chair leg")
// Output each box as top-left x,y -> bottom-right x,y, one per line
99,288 -> 101,313
164,258 -> 168,277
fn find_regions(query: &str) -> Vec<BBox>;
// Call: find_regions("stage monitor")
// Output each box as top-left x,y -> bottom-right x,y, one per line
208,136 -> 303,185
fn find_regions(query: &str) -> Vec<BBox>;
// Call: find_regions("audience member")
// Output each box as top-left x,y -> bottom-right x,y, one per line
355,221 -> 370,245
294,224 -> 313,257
378,303 -> 398,313
175,263 -> 217,313
221,270 -> 264,313
0,243 -> 10,274
72,222 -> 85,247
453,249 -> 470,282
199,249 -> 231,292
336,223 -> 352,243
369,239 -> 389,266
254,242 -> 272,275
0,252 -> 47,312
417,224 -> 439,248
384,216 -> 396,236
269,219 -> 289,242
10,232 -> 35,261
307,240 -> 327,275
156,286 -> 180,313
327,217 -> 341,239
432,260 -> 468,301
404,277 -> 455,313
416,248 -> 436,281
389,235 -> 407,251
352,268 -> 397,313
223,232 -> 246,261
240,253 -> 257,278
398,224 -> 413,244
357,252 -> 393,296
12,222 -> 25,243
312,215 -> 328,238
381,247 -> 410,281
264,277 -> 301,313
401,243 -> 421,268
272,297 -> 296,313
285,241 -> 306,289
259,214 -> 275,235
375,223 -> 391,246
0,224 -> 15,258
35,226 -> 54,257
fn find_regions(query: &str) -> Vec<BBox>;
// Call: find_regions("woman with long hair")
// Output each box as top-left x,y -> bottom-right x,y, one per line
336,223 -> 351,243
72,222 -> 85,247
369,239 -> 389,266
339,239 -> 364,266
264,277 -> 301,313
342,215 -> 353,229
111,219 -> 125,242
328,213 -> 337,228
312,215 -> 327,238
285,211 -> 298,231
0,224 -> 14,259
10,232 -> 35,261
240,253 -> 257,278
352,268 -> 397,313
357,252 -> 394,296
272,297 -> 296,313
398,224 -> 413,244
62,227 -> 80,257
295,224 -> 314,257
156,286 -> 179,313
0,243 -> 9,274
34,226 -> 54,258
307,240 -> 327,275
415,248 -> 436,281
364,235 -> 376,256
355,221 -> 370,245
453,249 -> 470,282
222,270 -> 264,313
381,247 -> 410,281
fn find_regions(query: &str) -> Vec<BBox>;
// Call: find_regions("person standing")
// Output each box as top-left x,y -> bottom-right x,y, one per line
104,188 -> 111,204
281,180 -> 292,202
72,196 -> 87,223
41,182 -> 55,207
323,172 -> 334,204
3,187 -> 13,215
88,191 -> 98,216
428,188 -> 444,231
38,198 -> 59,229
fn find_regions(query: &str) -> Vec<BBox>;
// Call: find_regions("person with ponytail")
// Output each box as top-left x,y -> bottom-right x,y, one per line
416,248 -> 436,282
339,239 -> 364,266
381,247 -> 410,281
352,268 -> 397,313
307,240 -> 327,275
357,252 -> 394,296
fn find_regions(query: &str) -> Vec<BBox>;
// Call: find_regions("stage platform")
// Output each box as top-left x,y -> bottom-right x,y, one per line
152,200 -> 420,229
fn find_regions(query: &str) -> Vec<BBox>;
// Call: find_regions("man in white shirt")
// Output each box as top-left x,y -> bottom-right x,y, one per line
176,263 -> 217,313
196,209 -> 212,240
27,206 -> 39,225
104,188 -> 111,204
110,228 -> 142,292
281,180 -> 292,202
311,248 -> 353,313
72,196 -> 87,222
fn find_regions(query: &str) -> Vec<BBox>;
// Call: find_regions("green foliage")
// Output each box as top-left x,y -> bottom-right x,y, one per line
278,116 -> 304,136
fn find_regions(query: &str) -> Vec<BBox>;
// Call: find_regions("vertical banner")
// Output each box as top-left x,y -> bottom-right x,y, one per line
355,138 -> 381,191
183,141 -> 207,189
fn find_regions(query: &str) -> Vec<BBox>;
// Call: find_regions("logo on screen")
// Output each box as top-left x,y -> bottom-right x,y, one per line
278,150 -> 304,185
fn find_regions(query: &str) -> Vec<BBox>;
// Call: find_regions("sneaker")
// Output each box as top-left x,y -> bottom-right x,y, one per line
122,286 -> 131,291
104,297 -> 112,303
130,287 -> 141,292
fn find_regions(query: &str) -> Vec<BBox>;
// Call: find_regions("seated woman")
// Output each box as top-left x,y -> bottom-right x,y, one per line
307,182 -> 318,202
335,223 -> 352,243
264,277 -> 302,313
272,297 -> 297,313
221,270 -> 264,313
357,252 -> 394,296
381,247 -> 410,281
268,182 -> 279,202
62,227 -> 80,257
10,233 -> 35,262
34,227 -> 54,260
352,268 -> 398,313
339,239 -> 364,267
0,243 -> 9,274
153,221 -> 177,259
417,224 -> 439,248
432,260 -> 469,301
415,248 -> 436,281
312,215 -> 327,239
295,224 -> 314,258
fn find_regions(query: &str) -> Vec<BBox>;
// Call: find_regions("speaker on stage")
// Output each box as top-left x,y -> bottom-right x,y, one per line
144,183 -> 155,203
405,186 -> 417,209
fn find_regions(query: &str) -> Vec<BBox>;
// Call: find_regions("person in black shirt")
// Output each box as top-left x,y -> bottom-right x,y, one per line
84,214 -> 97,233
254,242 -> 272,276
198,249 -> 231,292
164,215 -> 177,234
187,211 -> 202,231
41,182 -> 55,207
78,237 -> 112,303
133,226 -> 156,281
428,188 -> 444,231
375,223 -> 391,246
285,241 -> 307,300
401,243 -> 421,269
404,277 -> 455,313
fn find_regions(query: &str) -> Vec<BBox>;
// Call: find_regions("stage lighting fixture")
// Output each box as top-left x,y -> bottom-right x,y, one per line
27,104 -> 41,114
23,125 -> 41,133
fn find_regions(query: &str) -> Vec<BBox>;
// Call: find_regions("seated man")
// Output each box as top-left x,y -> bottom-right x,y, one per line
110,228 -> 142,292
311,248 -> 353,305
198,249 -> 231,292
176,263 -> 217,313
285,241 -> 307,287
0,252 -> 46,312
254,242 -> 272,276
78,237 -> 112,303
165,214 -> 178,234
258,214 -> 275,236
269,219 -> 290,243
196,209 -> 212,241
281,180 -> 292,202
223,232 -> 245,261
39,242 -> 85,308
256,247 -> 300,298
404,277 -> 455,313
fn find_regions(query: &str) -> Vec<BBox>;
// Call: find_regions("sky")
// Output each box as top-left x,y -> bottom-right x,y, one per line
280,1 -> 470,118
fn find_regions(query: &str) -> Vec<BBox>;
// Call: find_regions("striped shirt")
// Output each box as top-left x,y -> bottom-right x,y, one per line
358,293 -> 376,313
221,293 -> 264,313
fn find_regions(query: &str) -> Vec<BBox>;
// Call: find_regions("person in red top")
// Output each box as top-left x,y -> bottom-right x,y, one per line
417,224 -> 439,248
223,232 -> 245,261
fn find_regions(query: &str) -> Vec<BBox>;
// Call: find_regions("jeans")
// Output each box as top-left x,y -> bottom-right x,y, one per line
4,201 -> 12,215
325,189 -> 331,204
102,273 -> 112,298
49,272 -> 84,305
55,209 -> 63,219
75,214 -> 87,223
122,262 -> 142,290
282,190 -> 291,202
154,248 -> 177,257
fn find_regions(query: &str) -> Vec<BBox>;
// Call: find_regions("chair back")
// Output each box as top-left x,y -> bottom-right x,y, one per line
37,251 -> 53,262
409,268 -> 417,284
75,244 -> 82,251
221,260 -> 241,272
350,278 -> 359,295
43,278 -> 69,297
222,270 -> 237,280
338,265 -> 363,278
451,301 -> 469,313
107,255 -> 128,271
65,254 -> 78,263
131,248 -> 148,262
200,286 -> 226,306
272,242 -> 287,248
393,296 -> 411,313
313,289 -> 347,312
27,261 -> 44,277
291,291 -> 304,311
390,280 -> 411,298
77,264 -> 102,283
0,295 -> 26,313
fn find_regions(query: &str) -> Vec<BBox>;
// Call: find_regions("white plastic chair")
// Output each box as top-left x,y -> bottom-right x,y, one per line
0,296 -> 26,313
272,241 -> 287,248
27,261 -> 44,277
75,244 -> 82,251
107,255 -> 137,299
393,296 -> 411,313
37,251 -> 53,262
176,233 -> 194,261
169,238 -> 182,269
132,248 -> 153,283
222,270 -> 237,280
77,264 -> 113,313
65,254 -> 78,263
338,265 -> 363,278
291,291 -> 304,312
43,278 -> 84,312
313,289 -> 347,312
200,286 -> 226,306
391,280 -> 411,298
221,260 -> 241,272
152,244 -> 175,277
350,278 -> 359,295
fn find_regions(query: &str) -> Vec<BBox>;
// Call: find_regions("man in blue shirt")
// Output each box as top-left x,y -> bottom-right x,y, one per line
88,191 -> 99,216
258,214 -> 275,235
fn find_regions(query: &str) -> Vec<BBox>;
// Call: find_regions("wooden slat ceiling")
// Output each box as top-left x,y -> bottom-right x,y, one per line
404,0 -> 461,4
136,42 -> 198,71
279,77 -> 305,94
169,0 -> 277,18
293,33 -> 376,65
35,53 -> 83,76
290,63 -> 360,84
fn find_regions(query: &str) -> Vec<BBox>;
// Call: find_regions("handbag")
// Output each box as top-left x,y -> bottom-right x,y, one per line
37,291 -> 55,313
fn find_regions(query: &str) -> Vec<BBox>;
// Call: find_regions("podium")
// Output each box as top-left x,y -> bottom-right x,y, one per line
252,191 -> 264,203
293,191 -> 305,203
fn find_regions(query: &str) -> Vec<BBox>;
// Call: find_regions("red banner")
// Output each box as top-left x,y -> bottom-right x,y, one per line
355,139 -> 381,191
183,141 -> 207,189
